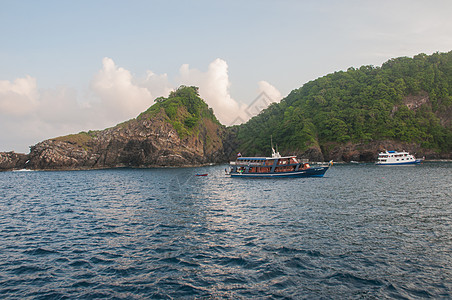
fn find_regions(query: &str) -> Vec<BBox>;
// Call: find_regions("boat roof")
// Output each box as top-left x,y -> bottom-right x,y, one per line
237,156 -> 296,161
379,150 -> 410,154
378,150 -> 412,156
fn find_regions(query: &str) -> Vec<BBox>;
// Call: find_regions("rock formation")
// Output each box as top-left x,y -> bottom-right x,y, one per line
0,152 -> 29,171
1,86 -> 227,171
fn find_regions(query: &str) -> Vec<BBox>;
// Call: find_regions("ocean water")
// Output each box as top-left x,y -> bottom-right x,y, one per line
0,162 -> 451,299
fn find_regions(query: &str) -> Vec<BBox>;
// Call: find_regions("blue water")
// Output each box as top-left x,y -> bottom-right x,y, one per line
0,162 -> 451,299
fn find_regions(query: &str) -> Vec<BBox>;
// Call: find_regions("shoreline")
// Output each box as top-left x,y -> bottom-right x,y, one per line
3,159 -> 452,173
1,162 -> 226,173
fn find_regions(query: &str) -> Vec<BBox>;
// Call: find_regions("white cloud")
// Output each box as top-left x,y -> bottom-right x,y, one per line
0,75 -> 39,116
178,58 -> 242,125
223,81 -> 282,125
178,58 -> 282,126
37,87 -> 88,124
0,80 -> 101,152
257,80 -> 282,103
90,57 -> 155,122
139,70 -> 173,99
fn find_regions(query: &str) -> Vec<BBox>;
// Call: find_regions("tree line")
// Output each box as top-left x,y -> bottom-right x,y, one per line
236,51 -> 452,155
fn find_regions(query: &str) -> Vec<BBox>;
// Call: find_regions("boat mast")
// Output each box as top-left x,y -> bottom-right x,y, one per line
271,136 -> 281,158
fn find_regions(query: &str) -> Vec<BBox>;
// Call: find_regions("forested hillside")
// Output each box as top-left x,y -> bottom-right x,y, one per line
235,51 -> 452,160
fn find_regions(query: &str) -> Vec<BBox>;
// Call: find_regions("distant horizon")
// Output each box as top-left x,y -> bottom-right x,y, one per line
1,1 -> 452,153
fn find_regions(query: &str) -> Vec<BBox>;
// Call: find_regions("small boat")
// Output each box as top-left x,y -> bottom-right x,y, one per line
375,150 -> 423,165
195,173 -> 208,176
227,146 -> 332,178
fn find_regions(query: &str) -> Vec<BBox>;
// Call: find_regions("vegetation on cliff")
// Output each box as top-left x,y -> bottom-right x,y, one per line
138,86 -> 222,138
52,131 -> 98,151
236,51 -> 452,157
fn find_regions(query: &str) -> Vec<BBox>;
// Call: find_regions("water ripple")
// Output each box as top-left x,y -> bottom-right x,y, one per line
0,163 -> 451,298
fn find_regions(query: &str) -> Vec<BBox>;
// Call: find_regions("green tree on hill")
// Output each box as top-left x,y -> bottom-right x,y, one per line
236,51 -> 452,156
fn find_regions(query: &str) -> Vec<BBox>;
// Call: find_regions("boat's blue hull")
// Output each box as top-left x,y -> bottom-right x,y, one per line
376,159 -> 422,166
230,166 -> 329,178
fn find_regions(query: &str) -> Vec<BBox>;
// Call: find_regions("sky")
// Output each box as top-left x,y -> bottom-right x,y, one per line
1,0 -> 452,153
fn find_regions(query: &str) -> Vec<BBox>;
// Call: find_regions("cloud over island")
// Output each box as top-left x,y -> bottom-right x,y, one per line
0,58 -> 281,153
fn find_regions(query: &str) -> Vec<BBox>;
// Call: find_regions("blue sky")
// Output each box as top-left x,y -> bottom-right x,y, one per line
1,0 -> 452,152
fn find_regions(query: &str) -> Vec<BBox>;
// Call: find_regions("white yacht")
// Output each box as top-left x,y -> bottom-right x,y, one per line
376,150 -> 423,165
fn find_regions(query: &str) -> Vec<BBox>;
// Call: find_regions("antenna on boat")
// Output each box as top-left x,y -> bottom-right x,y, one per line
271,135 -> 281,158
271,136 -> 275,155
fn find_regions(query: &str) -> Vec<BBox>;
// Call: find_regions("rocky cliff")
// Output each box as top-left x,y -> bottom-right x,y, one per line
0,86 -> 227,171
0,152 -> 29,171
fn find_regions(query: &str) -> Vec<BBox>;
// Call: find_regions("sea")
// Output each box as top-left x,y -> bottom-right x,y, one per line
0,162 -> 451,299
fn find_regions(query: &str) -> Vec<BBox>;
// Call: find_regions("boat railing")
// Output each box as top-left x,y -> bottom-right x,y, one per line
231,161 -> 266,166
